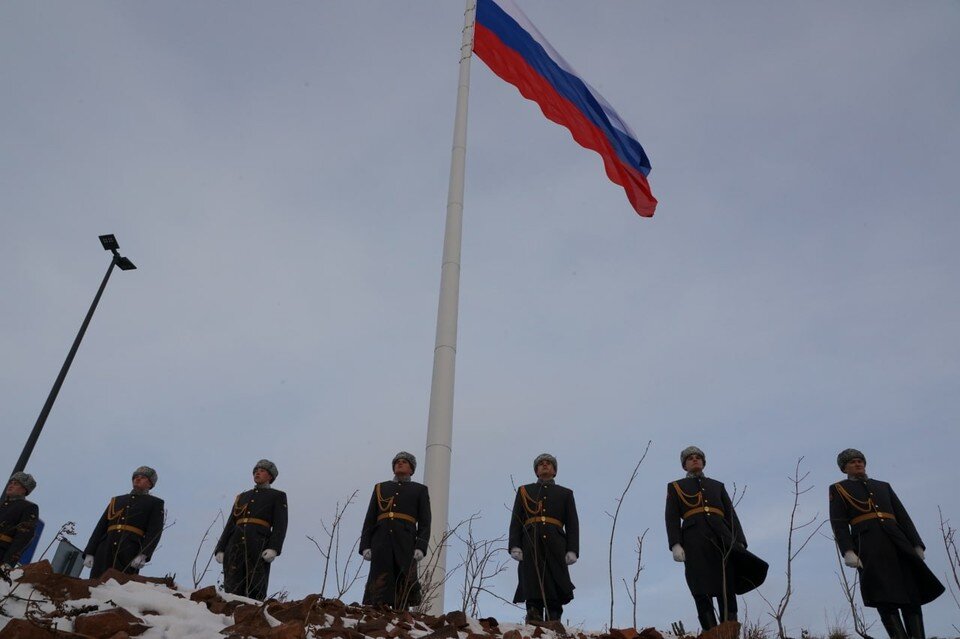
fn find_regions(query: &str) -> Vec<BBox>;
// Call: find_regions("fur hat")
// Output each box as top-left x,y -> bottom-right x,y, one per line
533,453 -> 558,474
836,448 -> 866,471
132,466 -> 157,488
392,451 -> 417,474
9,472 -> 36,495
254,459 -> 279,481
680,446 -> 706,469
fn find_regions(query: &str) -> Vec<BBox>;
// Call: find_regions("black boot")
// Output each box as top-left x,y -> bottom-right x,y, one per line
878,607 -> 908,639
524,602 -> 544,623
695,596 -> 718,631
901,607 -> 925,639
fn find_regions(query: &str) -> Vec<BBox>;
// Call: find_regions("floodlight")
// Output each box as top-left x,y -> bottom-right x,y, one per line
116,257 -> 137,271
99,234 -> 119,251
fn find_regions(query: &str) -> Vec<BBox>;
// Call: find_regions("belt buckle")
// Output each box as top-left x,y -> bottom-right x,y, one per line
389,512 -> 394,519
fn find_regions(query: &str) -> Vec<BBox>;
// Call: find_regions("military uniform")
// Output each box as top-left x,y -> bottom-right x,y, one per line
0,495 -> 39,567
84,491 -> 165,578
360,478 -> 431,608
509,479 -> 579,621
830,477 -> 943,637
215,484 -> 288,600
665,469 -> 768,629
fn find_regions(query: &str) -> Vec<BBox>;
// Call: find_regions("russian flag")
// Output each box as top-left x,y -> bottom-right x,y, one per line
474,0 -> 657,217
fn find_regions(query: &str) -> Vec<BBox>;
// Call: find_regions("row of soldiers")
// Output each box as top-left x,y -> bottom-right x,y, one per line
0,447 -> 946,639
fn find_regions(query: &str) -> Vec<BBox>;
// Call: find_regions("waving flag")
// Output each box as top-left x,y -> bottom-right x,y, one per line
474,0 -> 657,217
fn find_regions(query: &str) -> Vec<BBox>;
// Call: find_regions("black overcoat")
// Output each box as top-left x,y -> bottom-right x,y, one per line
0,496 -> 39,566
665,476 -> 767,597
508,480 -> 579,606
215,485 -> 288,600
829,478 -> 944,607
84,492 -> 164,579
360,480 -> 431,608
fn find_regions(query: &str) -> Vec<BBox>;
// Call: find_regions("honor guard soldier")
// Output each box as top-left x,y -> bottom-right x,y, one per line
0,473 -> 40,571
83,466 -> 165,578
360,451 -> 431,609
508,453 -> 580,623
829,449 -> 944,639
665,446 -> 768,632
214,459 -> 288,600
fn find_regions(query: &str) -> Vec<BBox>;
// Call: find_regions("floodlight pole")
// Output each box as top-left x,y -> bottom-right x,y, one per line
12,246 -> 132,476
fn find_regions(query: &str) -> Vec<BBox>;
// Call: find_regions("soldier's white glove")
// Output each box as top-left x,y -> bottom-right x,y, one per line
0,563 -> 12,572
362,549 -> 372,561
843,550 -> 863,568
564,552 -> 578,565
130,554 -> 147,569
214,552 -> 224,564
261,549 -> 277,563
83,555 -> 95,569
413,549 -> 424,562
915,546 -> 925,561
671,544 -> 686,562
510,547 -> 523,562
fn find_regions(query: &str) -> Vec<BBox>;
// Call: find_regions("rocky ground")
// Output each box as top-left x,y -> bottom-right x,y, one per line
0,562 -> 739,639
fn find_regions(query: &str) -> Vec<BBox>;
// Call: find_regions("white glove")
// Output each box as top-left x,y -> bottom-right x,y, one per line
564,552 -> 578,565
0,564 -> 12,572
510,547 -> 523,562
362,549 -> 372,561
130,554 -> 147,569
413,549 -> 424,562
843,550 -> 862,568
83,555 -> 95,569
915,546 -> 925,561
671,544 -> 685,562
214,552 -> 224,564
261,549 -> 277,563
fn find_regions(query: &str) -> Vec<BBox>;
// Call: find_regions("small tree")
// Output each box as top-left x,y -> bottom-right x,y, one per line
938,506 -> 960,634
757,457 -> 826,639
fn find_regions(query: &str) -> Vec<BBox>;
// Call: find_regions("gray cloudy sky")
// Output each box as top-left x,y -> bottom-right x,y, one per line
2,1 -> 959,634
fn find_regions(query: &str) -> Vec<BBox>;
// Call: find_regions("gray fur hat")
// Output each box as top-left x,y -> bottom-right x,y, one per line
836,448 -> 866,471
254,459 -> 278,481
9,472 -> 36,495
392,451 -> 417,474
132,466 -> 157,487
680,446 -> 706,469
533,453 -> 558,473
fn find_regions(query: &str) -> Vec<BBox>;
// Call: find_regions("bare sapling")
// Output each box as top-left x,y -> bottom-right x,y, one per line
757,456 -> 827,639
192,510 -> 225,588
938,506 -> 960,633
305,490 -> 359,597
620,529 -> 648,629
606,439 -> 652,630
410,515 -> 472,614
828,532 -> 871,639
456,516 -> 511,617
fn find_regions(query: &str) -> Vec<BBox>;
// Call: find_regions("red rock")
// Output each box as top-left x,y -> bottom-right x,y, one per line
189,585 -> 218,602
16,561 -> 95,602
699,621 -> 740,639
311,628 -> 367,639
638,628 -> 664,639
73,608 -> 148,638
477,618 -> 499,631
532,621 -> 565,635
419,625 -> 461,639
611,629 -> 639,639
443,611 -> 469,629
503,630 -> 523,639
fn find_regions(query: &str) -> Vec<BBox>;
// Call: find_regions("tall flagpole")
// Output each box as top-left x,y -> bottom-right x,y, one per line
423,0 -> 476,614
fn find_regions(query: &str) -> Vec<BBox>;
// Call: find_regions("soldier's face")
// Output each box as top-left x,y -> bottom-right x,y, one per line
5,480 -> 26,497
536,461 -> 556,480
683,454 -> 704,473
132,475 -> 152,491
393,459 -> 413,478
843,458 -> 866,477
253,468 -> 272,485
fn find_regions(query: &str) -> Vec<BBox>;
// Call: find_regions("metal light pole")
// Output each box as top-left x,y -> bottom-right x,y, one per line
11,234 -> 136,475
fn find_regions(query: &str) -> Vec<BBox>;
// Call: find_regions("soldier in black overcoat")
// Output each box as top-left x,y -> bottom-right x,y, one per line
508,453 -> 579,623
829,449 -> 944,639
665,446 -> 768,632
214,459 -> 288,600
360,451 -> 431,609
0,473 -> 40,570
84,466 -> 165,578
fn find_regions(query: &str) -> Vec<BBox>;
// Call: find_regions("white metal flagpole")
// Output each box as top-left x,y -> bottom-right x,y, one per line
422,0 -> 476,614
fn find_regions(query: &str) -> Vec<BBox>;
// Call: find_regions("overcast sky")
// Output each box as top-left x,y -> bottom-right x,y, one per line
2,1 -> 959,634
